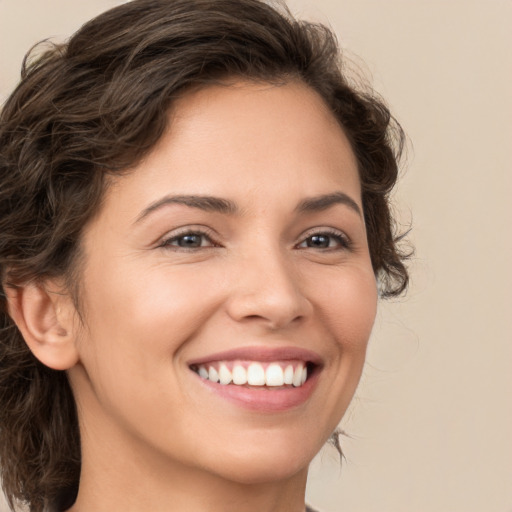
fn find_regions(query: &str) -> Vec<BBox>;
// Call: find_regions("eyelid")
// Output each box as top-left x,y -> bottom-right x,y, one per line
155,225 -> 351,251
157,225 -> 220,249
296,227 -> 352,249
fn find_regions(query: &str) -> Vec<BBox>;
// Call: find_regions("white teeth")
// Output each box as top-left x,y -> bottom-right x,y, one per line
283,365 -> 294,385
232,364 -> 248,385
292,364 -> 304,387
196,361 -> 310,387
301,365 -> 307,385
208,366 -> 219,383
265,363 -> 284,386
247,362 -> 266,386
218,363 -> 232,385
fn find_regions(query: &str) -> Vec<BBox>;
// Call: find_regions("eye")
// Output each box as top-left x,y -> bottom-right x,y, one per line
160,230 -> 217,249
297,230 -> 351,250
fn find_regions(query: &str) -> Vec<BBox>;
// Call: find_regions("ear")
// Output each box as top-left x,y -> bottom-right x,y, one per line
5,280 -> 80,370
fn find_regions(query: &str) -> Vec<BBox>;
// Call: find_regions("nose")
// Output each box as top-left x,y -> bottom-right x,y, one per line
225,247 -> 312,330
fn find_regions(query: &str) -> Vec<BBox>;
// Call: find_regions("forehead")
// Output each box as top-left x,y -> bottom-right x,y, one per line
166,79 -> 356,171
100,81 -> 361,222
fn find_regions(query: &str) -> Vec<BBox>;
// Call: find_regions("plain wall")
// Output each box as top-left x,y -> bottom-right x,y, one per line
1,1 -> 511,511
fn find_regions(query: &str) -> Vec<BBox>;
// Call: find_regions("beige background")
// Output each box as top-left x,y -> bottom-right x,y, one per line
1,1 -> 511,511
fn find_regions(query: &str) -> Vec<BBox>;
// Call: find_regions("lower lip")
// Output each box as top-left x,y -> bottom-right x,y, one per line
194,370 -> 319,412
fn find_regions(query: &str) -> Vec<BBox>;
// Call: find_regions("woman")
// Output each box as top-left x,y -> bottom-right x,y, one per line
0,0 -> 408,511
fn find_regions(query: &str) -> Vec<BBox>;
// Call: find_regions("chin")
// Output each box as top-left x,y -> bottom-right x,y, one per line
196,428 -> 324,485
214,455 -> 310,486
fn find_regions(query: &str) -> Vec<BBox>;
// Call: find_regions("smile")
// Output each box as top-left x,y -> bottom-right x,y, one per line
187,347 -> 322,412
191,360 -> 309,388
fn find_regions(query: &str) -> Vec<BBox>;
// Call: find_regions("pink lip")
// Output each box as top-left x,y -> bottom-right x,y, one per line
196,370 -> 320,412
187,346 -> 323,367
187,346 -> 323,413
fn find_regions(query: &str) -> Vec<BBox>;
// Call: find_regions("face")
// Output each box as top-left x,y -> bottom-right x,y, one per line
67,81 -> 377,486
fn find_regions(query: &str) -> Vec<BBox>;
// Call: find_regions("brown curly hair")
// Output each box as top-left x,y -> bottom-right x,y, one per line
0,0 -> 409,510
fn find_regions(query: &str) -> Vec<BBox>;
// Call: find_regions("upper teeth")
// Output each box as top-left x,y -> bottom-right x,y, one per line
195,361 -> 308,387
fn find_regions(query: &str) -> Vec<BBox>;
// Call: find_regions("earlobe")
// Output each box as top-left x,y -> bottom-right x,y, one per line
5,281 -> 79,371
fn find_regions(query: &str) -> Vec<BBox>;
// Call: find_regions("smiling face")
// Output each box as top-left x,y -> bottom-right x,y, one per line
66,81 -> 377,492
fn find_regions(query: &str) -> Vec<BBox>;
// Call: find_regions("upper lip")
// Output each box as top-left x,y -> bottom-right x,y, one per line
187,346 -> 323,367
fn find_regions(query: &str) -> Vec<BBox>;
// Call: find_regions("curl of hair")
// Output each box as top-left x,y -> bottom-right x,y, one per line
0,0 -> 409,509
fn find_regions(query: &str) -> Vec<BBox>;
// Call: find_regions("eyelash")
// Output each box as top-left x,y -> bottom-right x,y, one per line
296,228 -> 352,251
159,228 -> 219,250
159,227 -> 352,251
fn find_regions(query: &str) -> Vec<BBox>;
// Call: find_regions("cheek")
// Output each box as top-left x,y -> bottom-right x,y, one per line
316,267 -> 377,394
71,263 -> 224,432
78,261 -> 223,366
312,265 -> 378,350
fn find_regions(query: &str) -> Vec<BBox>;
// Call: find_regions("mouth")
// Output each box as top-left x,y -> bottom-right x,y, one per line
187,347 -> 322,411
190,360 -> 315,388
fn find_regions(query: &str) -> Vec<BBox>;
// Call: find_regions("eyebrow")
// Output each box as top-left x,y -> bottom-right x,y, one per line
295,192 -> 362,217
135,191 -> 362,224
135,194 -> 238,223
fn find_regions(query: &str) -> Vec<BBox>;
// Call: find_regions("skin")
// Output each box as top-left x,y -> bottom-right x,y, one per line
16,81 -> 378,512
